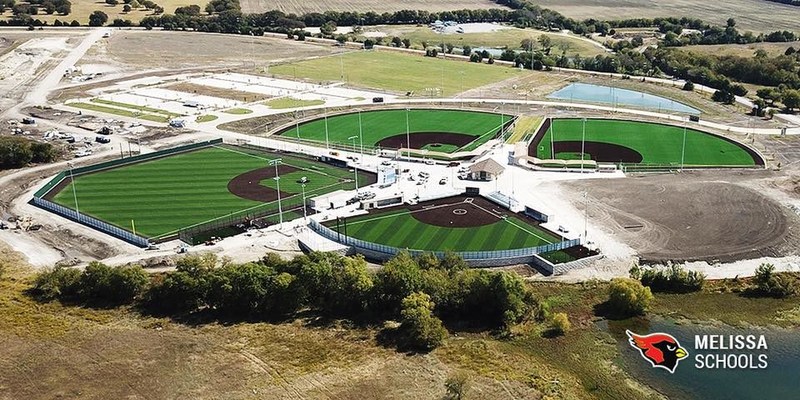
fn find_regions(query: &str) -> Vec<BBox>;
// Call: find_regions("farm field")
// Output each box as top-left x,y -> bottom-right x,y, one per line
530,0 -> 797,33
50,146 -> 370,238
279,109 -> 511,153
373,25 -> 606,57
532,119 -> 761,167
0,0 -> 196,25
240,0 -> 504,15
681,42 -> 800,58
269,50 -> 521,96
326,196 -> 561,252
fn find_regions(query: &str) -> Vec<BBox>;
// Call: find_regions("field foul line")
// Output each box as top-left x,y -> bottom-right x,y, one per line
342,200 -> 473,227
457,117 -> 515,152
468,201 -> 555,244
212,145 -> 348,179
151,179 -> 346,239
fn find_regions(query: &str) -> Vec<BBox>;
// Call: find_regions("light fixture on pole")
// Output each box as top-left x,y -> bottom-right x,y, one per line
348,136 -> 359,193
584,190 -> 588,241
269,158 -> 283,229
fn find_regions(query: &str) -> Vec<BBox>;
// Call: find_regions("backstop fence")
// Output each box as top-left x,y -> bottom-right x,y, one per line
307,219 -> 580,267
31,139 -> 224,247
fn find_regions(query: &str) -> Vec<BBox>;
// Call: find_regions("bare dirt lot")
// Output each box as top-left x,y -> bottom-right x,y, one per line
167,82 -> 272,103
564,171 -> 800,263
241,0 -> 503,15
531,0 -> 797,33
82,31 -> 332,71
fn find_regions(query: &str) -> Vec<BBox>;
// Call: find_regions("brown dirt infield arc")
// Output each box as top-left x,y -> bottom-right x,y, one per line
376,132 -> 477,150
227,164 -> 298,202
408,196 -> 509,228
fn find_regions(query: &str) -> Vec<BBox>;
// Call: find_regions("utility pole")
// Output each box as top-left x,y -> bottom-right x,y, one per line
581,117 -> 586,173
405,108 -> 411,160
349,136 -> 359,192
68,162 -> 80,218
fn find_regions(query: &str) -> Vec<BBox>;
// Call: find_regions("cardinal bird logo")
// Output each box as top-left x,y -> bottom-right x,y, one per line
626,330 -> 688,373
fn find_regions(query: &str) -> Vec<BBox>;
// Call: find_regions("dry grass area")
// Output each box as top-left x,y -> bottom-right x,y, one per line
374,25 -> 606,57
531,0 -> 797,33
0,0 -> 197,24
83,31 -> 331,70
167,82 -> 272,103
682,42 -> 799,58
241,0 -> 503,15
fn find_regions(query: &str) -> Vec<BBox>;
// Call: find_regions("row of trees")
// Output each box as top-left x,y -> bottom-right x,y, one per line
3,0 -> 71,16
33,252 -> 542,350
0,137 -> 58,170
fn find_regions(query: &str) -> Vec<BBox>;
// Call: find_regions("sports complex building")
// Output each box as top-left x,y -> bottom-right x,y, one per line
32,106 -> 765,272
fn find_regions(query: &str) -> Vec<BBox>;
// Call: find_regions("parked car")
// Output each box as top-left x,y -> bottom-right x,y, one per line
439,178 -> 447,185
372,97 -> 384,103
95,135 -> 111,144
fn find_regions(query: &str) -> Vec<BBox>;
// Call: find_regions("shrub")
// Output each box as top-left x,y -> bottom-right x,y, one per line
79,262 -> 148,304
682,81 -> 695,91
444,372 -> 470,400
549,312 -> 571,335
638,264 -> 705,293
32,266 -> 81,300
607,278 -> 653,317
752,263 -> 797,298
400,292 -> 447,351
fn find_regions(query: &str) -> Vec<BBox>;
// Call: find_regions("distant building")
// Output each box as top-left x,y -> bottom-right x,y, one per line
467,158 -> 505,181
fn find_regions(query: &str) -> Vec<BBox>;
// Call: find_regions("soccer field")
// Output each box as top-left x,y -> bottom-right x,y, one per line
326,196 -> 561,252
280,109 -> 511,153
50,146 -> 369,239
533,119 -> 760,167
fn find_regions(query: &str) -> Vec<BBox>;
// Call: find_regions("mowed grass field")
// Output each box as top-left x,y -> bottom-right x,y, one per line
535,119 -> 758,166
51,146 -> 366,238
330,207 -> 561,252
269,50 -> 521,96
284,109 -> 510,153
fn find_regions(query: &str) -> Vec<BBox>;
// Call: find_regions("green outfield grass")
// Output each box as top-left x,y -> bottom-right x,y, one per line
534,119 -> 759,166
269,50 -> 520,96
282,109 -> 510,153
51,146 -> 367,238
329,207 -> 561,252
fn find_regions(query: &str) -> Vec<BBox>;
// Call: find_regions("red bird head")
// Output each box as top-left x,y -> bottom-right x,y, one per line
626,330 -> 688,373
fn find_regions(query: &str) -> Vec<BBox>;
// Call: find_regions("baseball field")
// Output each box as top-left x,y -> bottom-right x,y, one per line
325,196 -> 562,252
530,118 -> 762,167
279,109 -> 511,154
49,145 -> 372,239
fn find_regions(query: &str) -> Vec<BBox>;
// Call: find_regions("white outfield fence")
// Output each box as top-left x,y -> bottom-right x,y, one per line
307,219 -> 580,269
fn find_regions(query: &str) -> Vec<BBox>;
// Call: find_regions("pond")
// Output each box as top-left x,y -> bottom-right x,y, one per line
602,317 -> 800,399
548,83 -> 700,114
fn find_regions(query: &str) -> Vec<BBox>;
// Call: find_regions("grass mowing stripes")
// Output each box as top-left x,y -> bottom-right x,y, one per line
51,146 -> 362,238
284,109 -> 505,154
333,206 -> 560,252
537,119 -> 758,166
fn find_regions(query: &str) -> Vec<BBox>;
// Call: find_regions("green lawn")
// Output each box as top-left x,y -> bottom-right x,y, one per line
265,97 -> 325,109
329,208 -> 560,252
283,109 -> 510,153
90,98 -> 181,118
269,50 -> 521,96
195,115 -> 218,123
535,119 -> 759,166
68,103 -> 171,123
224,108 -> 253,115
51,146 -> 367,238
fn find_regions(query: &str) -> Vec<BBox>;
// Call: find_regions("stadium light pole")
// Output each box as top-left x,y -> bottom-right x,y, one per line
301,183 -> 307,222
68,162 -> 80,218
405,108 -> 411,160
324,107 -> 330,150
357,110 -> 364,158
269,159 -> 283,229
681,118 -> 688,171
581,117 -> 586,174
584,190 -> 588,241
348,135 -> 359,193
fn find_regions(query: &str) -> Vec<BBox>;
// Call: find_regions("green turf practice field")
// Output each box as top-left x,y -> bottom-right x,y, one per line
280,109 -> 511,153
533,119 -> 760,167
51,146 -> 369,239
326,197 -> 562,252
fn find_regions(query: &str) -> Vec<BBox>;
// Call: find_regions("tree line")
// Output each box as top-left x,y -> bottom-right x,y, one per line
0,137 -> 58,170
32,251 -> 551,350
